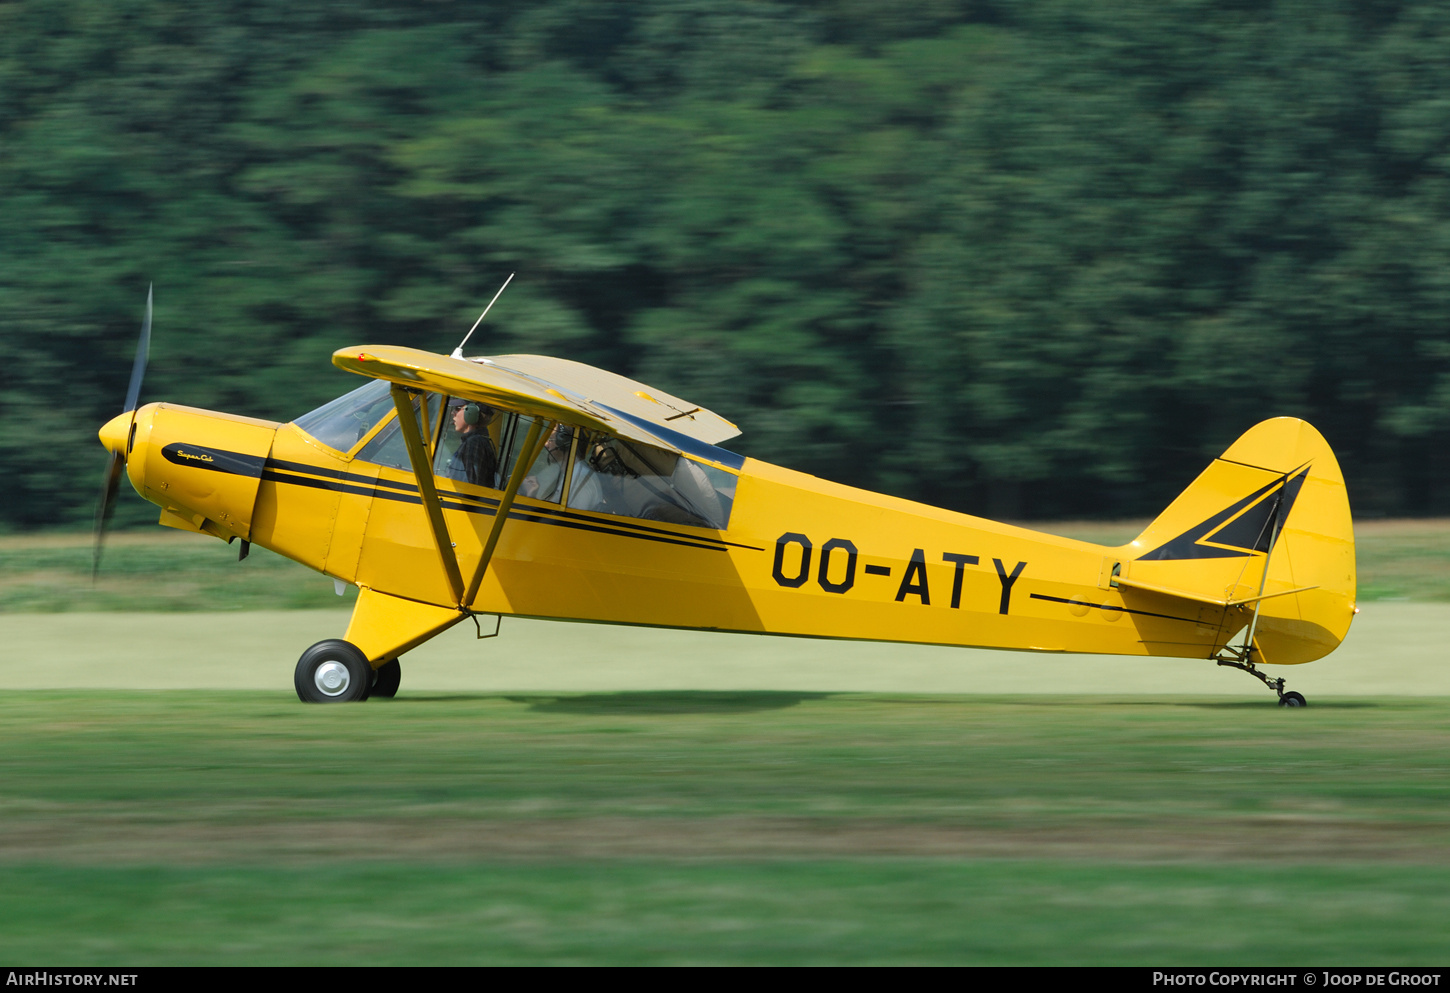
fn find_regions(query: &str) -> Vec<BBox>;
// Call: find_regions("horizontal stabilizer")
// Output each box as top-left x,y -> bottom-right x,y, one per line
1114,575 -> 1318,608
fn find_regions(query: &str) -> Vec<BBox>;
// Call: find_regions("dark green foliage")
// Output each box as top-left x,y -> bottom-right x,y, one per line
5,0 -> 1450,527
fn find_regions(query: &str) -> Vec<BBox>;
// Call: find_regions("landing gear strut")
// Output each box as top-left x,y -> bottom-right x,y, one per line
1204,479 -> 1307,707
1214,655 -> 1307,707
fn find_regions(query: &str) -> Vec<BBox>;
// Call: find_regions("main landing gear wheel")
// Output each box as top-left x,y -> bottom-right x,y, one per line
371,659 -> 401,699
295,640 -> 372,703
1278,691 -> 1307,708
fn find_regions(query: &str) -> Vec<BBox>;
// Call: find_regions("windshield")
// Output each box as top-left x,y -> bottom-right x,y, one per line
357,393 -> 441,471
292,380 -> 396,455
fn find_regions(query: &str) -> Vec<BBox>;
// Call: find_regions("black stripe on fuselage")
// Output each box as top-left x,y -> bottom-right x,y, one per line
260,458 -> 760,554
265,457 -> 431,496
161,443 -> 267,477
1029,593 -> 1199,625
265,455 -> 762,550
261,466 -> 416,504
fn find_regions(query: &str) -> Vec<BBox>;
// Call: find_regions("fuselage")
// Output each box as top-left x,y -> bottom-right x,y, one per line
106,399 -> 1238,661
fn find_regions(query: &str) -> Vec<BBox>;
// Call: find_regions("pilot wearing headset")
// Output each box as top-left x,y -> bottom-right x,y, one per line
443,398 -> 498,487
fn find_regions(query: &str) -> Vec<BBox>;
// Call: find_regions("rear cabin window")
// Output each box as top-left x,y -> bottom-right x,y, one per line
498,416 -> 570,504
568,431 -> 735,530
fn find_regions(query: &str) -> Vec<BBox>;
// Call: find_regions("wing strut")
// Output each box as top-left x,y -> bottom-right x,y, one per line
464,418 -> 551,608
390,385 -> 467,606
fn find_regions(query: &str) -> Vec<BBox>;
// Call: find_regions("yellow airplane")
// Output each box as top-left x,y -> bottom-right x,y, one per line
95,296 -> 1355,706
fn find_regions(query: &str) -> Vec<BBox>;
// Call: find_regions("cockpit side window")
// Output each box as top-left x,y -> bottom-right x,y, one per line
433,396 -> 502,488
510,419 -> 573,504
293,380 -> 397,456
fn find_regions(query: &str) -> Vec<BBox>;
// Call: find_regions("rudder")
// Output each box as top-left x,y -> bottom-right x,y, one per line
1117,418 -> 1355,665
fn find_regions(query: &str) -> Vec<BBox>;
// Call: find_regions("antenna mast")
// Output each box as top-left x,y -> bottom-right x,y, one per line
451,272 -> 515,359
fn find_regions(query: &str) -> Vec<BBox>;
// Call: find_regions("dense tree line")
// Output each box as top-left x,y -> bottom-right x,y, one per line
4,0 -> 1450,529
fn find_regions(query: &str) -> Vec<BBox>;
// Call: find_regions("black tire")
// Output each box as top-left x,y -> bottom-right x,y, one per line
295,639 -> 372,703
371,659 -> 401,699
1278,691 -> 1307,708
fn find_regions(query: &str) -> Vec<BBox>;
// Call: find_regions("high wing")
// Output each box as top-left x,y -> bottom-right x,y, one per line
332,345 -> 742,464
330,344 -> 744,618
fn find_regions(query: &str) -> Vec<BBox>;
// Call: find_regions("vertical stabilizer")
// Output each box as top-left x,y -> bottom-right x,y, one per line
1119,418 -> 1355,664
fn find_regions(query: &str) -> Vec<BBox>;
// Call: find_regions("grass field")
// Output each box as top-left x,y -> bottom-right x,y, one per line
2,692 -> 1449,965
2,601 -> 1447,696
3,527 -> 1448,964
0,531 -> 356,613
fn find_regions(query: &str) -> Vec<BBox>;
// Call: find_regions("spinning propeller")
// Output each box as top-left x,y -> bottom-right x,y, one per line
92,284 -> 153,579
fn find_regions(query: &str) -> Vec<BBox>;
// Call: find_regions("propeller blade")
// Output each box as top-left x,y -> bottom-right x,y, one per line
92,450 -> 126,580
122,283 -> 152,413
94,285 -> 154,580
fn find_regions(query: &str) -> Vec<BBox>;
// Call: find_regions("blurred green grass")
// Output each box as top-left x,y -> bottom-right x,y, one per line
1,691 -> 1448,964
0,531 -> 353,612
6,861 -> 1450,966
4,520 -> 1443,612
12,691 -> 1450,824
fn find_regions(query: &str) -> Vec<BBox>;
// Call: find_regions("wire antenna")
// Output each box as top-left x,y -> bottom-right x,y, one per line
451,273 -> 515,359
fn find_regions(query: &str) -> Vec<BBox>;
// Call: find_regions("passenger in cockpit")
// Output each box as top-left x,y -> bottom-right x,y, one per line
521,423 -> 573,502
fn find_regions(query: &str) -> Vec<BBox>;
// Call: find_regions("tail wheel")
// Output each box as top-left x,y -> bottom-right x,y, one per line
1278,691 -> 1308,708
371,659 -> 401,699
295,640 -> 372,703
